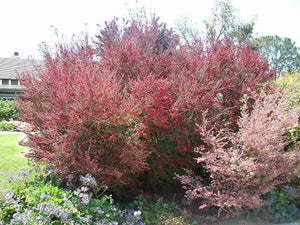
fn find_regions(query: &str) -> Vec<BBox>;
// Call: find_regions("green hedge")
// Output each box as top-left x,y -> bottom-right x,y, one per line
0,99 -> 18,121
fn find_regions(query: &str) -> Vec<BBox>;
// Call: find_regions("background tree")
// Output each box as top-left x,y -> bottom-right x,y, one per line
203,0 -> 255,44
176,15 -> 202,47
176,0 -> 255,47
177,0 -> 300,77
253,35 -> 300,76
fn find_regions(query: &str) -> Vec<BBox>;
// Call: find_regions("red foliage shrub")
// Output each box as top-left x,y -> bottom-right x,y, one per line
95,17 -> 178,81
19,15 -> 274,195
94,17 -> 274,191
19,41 -> 148,191
177,88 -> 300,216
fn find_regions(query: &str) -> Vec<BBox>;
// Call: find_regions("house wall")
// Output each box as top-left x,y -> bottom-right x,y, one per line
0,57 -> 42,99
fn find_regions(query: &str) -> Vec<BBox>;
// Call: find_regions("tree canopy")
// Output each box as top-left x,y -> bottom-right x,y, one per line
176,0 -> 300,76
253,35 -> 300,76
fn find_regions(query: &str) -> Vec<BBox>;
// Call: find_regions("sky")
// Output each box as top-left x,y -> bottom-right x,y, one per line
0,0 -> 299,59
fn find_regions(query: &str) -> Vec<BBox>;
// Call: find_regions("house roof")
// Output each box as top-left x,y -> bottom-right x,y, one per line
0,57 -> 43,79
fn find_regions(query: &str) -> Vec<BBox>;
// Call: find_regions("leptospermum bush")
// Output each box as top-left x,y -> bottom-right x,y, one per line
178,88 -> 300,216
94,16 -> 274,190
19,41 -> 148,194
19,14 -> 274,195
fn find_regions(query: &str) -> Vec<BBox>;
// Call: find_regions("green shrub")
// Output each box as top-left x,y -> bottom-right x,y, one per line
273,71 -> 300,150
0,121 -> 16,131
247,185 -> 300,223
0,99 -> 18,121
273,71 -> 300,97
129,195 -> 197,225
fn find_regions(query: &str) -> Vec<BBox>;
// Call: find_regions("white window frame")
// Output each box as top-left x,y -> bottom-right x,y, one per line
10,79 -> 20,86
0,79 -> 20,86
0,79 -> 10,85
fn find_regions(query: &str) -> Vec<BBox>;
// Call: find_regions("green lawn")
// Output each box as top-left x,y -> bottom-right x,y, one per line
0,133 -> 31,190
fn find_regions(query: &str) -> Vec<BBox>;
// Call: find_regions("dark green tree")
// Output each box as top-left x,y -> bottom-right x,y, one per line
253,35 -> 300,76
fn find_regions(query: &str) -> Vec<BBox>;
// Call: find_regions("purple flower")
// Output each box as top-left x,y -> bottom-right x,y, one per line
11,210 -> 32,225
45,181 -> 52,187
47,169 -> 58,175
79,193 -> 90,205
52,205 -> 63,217
79,215 -> 92,223
37,202 -> 53,214
7,169 -> 30,182
4,191 -> 13,203
63,197 -> 73,208
66,174 -> 74,180
283,185 -> 294,195
40,193 -> 50,200
109,222 -> 118,225
265,197 -> 274,206
79,174 -> 97,187
292,204 -> 299,215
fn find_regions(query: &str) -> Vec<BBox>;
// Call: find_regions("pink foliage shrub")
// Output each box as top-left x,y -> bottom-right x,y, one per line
178,88 -> 300,216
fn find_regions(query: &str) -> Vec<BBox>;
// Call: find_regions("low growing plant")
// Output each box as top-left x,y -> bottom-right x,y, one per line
129,194 -> 197,225
248,185 -> 300,223
0,121 -> 16,131
0,169 -> 145,225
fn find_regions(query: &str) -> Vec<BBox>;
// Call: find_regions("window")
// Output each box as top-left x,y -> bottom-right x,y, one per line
1,79 -> 9,85
11,79 -> 19,86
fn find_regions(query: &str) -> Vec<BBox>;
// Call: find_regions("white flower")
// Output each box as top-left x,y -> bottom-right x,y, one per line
133,210 -> 141,217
